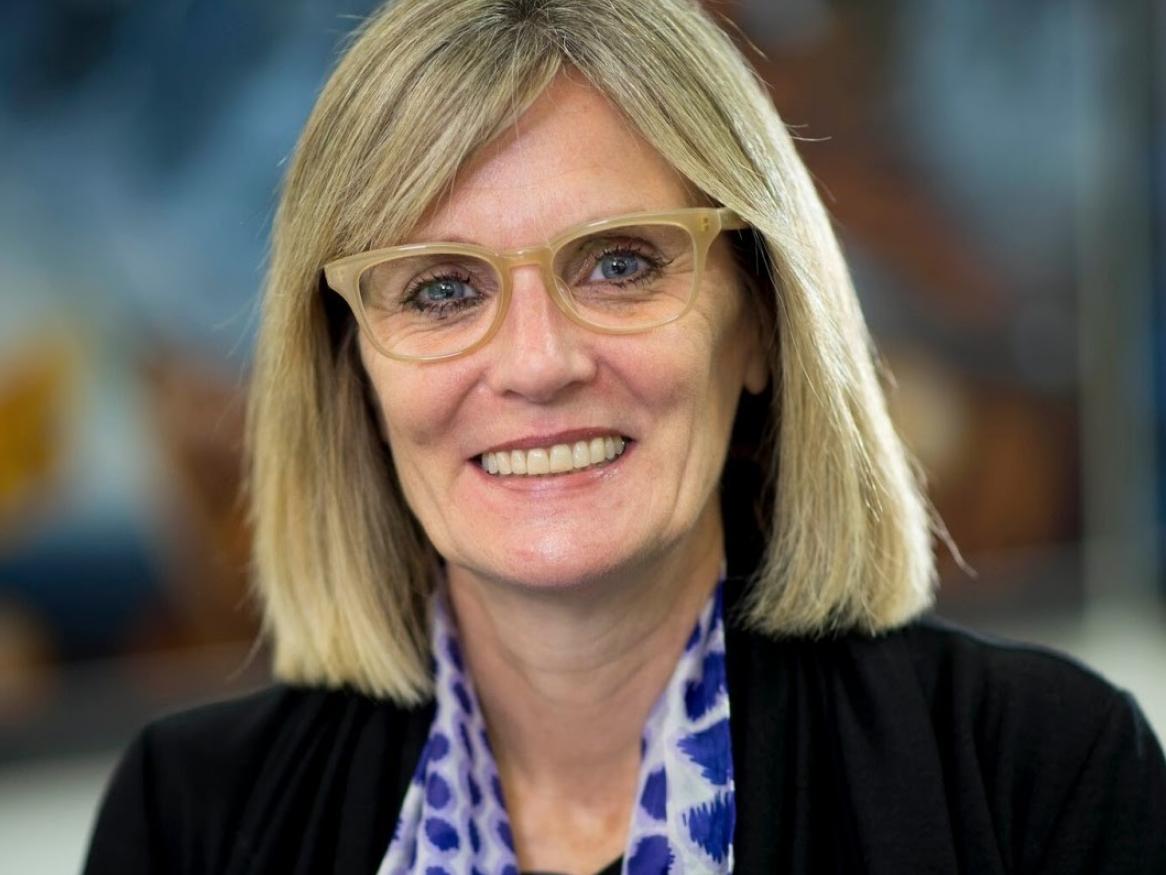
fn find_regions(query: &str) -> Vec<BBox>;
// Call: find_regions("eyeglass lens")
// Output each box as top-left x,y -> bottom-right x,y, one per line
357,223 -> 697,358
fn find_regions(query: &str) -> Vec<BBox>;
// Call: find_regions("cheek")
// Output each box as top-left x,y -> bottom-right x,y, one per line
676,291 -> 753,403
626,318 -> 742,448
361,352 -> 470,455
674,295 -> 757,457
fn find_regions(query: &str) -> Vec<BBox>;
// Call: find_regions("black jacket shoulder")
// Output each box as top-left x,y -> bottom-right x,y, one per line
901,618 -> 1164,872
83,684 -> 433,875
725,612 -> 1166,874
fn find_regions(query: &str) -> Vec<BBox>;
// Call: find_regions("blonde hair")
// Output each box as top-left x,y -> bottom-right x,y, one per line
247,0 -> 939,703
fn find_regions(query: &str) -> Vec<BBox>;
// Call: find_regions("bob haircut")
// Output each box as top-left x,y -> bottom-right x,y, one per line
247,0 -> 941,703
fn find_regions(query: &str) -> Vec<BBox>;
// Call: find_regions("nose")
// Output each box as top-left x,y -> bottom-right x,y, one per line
483,264 -> 597,401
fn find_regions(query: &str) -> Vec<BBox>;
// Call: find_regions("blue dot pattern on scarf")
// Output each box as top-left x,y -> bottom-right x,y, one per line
628,834 -> 672,874
426,773 -> 451,809
677,720 -> 732,786
453,681 -> 473,714
377,581 -> 735,874
683,792 -> 735,863
497,820 -> 515,852
423,817 -> 458,851
446,636 -> 463,671
683,651 -> 726,721
640,768 -> 668,821
468,819 -> 480,853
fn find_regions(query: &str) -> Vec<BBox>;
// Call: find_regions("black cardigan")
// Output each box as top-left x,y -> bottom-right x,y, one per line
83,581 -> 1166,874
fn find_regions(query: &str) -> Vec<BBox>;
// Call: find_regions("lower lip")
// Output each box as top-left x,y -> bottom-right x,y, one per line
470,441 -> 635,491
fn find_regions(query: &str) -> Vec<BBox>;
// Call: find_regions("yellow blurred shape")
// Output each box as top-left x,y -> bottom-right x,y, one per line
0,339 -> 76,525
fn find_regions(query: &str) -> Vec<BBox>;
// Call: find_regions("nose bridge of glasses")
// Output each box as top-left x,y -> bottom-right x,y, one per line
497,244 -> 555,274
496,244 -> 569,305
491,243 -> 591,339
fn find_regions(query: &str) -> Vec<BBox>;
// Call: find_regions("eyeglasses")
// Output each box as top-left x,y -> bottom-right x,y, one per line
323,206 -> 747,362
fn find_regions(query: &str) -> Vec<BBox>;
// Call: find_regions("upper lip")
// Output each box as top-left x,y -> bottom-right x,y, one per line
476,427 -> 631,457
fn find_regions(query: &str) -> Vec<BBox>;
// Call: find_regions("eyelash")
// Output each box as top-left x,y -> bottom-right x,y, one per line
401,270 -> 482,317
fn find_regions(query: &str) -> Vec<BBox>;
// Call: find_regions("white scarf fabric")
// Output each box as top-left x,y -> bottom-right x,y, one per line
378,581 -> 735,874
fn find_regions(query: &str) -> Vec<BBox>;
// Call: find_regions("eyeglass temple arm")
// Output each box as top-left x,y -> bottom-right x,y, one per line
716,207 -> 749,231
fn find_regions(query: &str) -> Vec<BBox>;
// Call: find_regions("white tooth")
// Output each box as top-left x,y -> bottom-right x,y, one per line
572,441 -> 590,469
488,438 -> 624,477
549,444 -> 573,473
589,437 -> 606,464
527,448 -> 550,475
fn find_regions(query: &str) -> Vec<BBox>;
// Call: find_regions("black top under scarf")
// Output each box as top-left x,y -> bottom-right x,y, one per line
523,860 -> 621,875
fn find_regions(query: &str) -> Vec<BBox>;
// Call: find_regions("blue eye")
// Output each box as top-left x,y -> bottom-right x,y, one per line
403,273 -> 484,317
417,277 -> 475,303
589,251 -> 648,283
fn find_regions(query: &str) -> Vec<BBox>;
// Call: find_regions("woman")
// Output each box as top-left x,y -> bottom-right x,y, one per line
84,0 -> 1165,872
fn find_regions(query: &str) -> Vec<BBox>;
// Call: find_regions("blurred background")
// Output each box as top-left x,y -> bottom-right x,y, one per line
1,0 -> 1163,869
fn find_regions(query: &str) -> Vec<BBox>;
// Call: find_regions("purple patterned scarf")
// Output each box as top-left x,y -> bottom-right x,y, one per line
378,581 -> 735,874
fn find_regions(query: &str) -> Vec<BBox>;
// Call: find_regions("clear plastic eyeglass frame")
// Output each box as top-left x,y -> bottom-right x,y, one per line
322,206 -> 748,362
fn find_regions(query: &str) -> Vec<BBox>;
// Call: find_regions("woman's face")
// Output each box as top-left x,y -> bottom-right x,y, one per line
359,77 -> 768,590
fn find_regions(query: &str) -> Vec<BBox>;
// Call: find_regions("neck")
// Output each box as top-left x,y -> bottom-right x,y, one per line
444,506 -> 725,861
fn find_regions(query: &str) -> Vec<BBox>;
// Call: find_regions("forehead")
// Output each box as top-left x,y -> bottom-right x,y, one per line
407,76 -> 696,246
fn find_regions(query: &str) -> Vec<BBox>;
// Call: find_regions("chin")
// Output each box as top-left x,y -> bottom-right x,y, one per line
453,536 -> 652,592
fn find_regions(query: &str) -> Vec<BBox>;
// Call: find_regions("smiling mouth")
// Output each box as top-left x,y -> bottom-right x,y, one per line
480,435 -> 628,477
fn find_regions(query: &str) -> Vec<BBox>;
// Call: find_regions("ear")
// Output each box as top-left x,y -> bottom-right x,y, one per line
741,345 -> 769,396
741,317 -> 769,396
737,275 -> 773,396
726,229 -> 774,396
